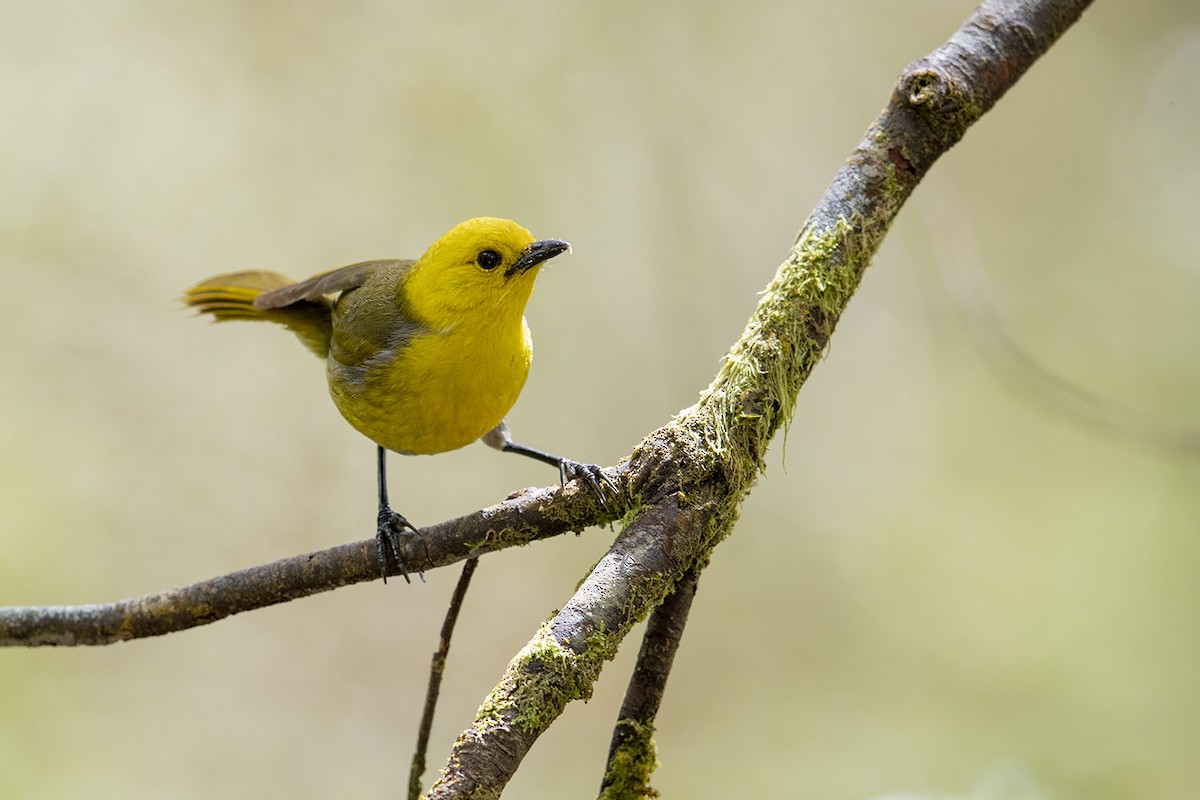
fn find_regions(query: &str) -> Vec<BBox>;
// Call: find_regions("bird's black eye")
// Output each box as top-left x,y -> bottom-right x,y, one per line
477,249 -> 502,271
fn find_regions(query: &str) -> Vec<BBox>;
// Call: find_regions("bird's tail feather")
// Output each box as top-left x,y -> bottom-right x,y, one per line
183,270 -> 334,358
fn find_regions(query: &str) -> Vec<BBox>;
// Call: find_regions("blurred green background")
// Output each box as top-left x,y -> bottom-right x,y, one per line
2,1 -> 1198,798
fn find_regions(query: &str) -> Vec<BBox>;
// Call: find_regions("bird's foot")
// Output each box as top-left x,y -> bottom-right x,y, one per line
558,459 -> 621,510
376,507 -> 422,584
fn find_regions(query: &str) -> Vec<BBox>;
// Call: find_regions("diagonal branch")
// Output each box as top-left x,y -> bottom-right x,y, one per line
424,0 -> 1095,797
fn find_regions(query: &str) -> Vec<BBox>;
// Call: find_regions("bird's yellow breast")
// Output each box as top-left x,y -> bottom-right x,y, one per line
328,317 -> 532,455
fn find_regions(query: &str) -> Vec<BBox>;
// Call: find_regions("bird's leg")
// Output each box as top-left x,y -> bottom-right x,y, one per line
481,421 -> 618,506
377,445 -> 420,584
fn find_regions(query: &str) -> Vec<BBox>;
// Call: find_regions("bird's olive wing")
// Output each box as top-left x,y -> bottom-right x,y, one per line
254,259 -> 415,310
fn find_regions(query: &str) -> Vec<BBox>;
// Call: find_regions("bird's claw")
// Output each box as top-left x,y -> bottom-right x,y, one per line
558,459 -> 620,510
376,508 -> 422,584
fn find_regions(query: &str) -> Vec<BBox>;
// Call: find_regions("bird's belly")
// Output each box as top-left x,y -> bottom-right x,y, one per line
327,331 -> 530,455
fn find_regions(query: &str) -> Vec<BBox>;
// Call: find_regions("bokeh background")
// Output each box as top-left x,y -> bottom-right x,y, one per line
2,2 -> 1198,798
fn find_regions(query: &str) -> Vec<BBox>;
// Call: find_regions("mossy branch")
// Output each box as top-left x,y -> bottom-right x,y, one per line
427,0 -> 1094,796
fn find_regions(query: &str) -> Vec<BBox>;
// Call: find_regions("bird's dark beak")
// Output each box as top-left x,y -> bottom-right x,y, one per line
507,239 -> 571,277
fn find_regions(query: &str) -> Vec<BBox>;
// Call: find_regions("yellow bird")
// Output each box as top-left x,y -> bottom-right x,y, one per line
184,217 -> 612,580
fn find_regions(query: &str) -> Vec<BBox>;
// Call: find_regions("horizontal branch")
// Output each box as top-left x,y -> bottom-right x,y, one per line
0,479 -> 619,647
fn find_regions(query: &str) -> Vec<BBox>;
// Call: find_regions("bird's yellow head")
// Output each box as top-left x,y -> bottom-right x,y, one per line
402,217 -> 570,329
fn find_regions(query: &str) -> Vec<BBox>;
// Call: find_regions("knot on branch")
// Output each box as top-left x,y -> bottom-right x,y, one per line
903,68 -> 946,109
896,61 -> 982,134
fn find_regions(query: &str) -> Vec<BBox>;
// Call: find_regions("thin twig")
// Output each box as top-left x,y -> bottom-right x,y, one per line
409,558 -> 480,800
